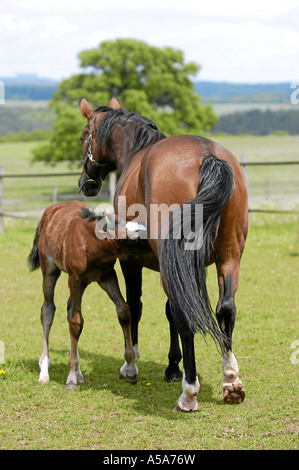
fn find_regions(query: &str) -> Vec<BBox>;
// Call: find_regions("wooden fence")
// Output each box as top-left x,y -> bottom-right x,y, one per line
0,167 -> 116,233
0,160 -> 299,233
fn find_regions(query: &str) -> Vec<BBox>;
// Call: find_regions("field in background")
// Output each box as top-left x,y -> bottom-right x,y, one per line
212,102 -> 298,116
0,135 -> 299,224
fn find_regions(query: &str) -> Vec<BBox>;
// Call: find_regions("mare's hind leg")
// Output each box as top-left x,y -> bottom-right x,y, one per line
173,314 -> 199,412
66,276 -> 85,390
39,262 -> 61,383
215,262 -> 245,404
98,269 -> 138,384
119,257 -> 142,374
164,300 -> 182,382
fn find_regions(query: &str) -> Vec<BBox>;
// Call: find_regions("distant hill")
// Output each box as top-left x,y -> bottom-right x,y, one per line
0,74 -> 58,101
0,74 -> 293,103
0,75 -> 297,136
195,81 -> 291,103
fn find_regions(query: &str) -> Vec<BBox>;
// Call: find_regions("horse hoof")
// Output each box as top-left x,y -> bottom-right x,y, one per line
127,376 -> 138,385
119,373 -> 138,385
223,382 -> 245,404
173,400 -> 199,412
76,373 -> 84,384
38,377 -> 49,384
164,367 -> 183,382
66,381 -> 77,391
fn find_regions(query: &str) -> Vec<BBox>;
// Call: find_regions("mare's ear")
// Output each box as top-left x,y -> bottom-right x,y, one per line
109,97 -> 121,110
79,97 -> 94,120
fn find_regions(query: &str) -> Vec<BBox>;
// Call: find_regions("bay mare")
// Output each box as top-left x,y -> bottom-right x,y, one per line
78,97 -> 248,411
28,201 -> 149,389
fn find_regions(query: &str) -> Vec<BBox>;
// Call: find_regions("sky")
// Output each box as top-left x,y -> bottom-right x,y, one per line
1,0 -> 299,83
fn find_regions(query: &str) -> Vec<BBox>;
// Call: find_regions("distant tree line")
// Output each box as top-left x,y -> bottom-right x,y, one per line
1,102 -> 299,140
195,81 -> 291,103
211,109 -> 299,135
0,107 -> 54,136
4,84 -> 57,101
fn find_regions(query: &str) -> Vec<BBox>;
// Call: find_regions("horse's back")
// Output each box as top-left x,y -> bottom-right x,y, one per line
141,134 -> 248,255
39,201 -> 87,273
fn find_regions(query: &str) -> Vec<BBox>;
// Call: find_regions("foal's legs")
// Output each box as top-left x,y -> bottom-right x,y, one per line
98,269 -> 138,384
215,262 -> 245,403
66,297 -> 85,387
66,275 -> 86,390
39,263 -> 61,383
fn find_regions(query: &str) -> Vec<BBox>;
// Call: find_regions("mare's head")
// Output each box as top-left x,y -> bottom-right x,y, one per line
78,97 -> 119,196
78,97 -> 165,196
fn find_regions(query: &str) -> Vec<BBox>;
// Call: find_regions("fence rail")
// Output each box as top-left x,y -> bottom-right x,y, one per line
1,160 -> 299,233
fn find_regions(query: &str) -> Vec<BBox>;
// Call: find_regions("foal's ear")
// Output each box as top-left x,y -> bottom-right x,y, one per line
79,97 -> 94,120
109,97 -> 121,110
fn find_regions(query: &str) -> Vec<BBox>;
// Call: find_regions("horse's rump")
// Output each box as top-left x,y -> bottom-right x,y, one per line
158,155 -> 234,351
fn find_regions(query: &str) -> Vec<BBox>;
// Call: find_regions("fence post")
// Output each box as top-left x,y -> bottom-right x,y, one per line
0,165 -> 4,234
241,153 -> 250,204
109,172 -> 116,203
53,184 -> 58,203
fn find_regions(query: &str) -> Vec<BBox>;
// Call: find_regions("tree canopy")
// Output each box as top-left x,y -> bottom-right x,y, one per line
32,39 -> 217,163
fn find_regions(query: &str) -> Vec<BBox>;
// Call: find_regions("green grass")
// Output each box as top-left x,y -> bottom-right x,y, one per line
0,212 -> 298,450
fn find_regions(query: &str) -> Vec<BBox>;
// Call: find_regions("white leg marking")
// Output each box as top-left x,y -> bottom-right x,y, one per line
75,347 -> 84,383
174,371 -> 200,412
222,351 -> 240,384
66,370 -> 77,389
119,344 -> 139,379
39,356 -> 50,383
222,350 -> 245,403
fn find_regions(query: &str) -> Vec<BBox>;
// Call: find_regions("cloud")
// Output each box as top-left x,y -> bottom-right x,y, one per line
1,0 -> 299,82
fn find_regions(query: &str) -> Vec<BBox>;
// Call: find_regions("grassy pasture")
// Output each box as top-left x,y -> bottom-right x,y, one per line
0,213 -> 298,450
0,136 -> 298,450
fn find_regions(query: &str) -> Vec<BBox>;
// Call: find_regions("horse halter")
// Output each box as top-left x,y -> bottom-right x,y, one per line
79,112 -> 111,193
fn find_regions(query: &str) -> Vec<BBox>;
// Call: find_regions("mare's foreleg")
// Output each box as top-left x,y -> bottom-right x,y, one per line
98,269 -> 138,384
39,264 -> 61,383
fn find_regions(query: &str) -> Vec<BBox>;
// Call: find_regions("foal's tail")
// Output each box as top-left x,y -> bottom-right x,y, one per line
158,155 -> 234,352
27,224 -> 41,271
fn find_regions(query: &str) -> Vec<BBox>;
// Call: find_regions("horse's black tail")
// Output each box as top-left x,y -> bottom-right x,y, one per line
27,224 -> 41,271
158,155 -> 234,352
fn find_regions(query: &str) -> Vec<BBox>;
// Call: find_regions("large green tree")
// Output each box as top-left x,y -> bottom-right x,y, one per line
32,39 -> 217,163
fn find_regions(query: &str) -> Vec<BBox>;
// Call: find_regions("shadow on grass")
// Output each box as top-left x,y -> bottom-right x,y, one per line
15,348 -> 222,417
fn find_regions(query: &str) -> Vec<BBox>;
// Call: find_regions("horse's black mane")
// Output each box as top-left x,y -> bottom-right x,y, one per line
94,106 -> 166,154
80,206 -> 119,227
80,207 -> 107,222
